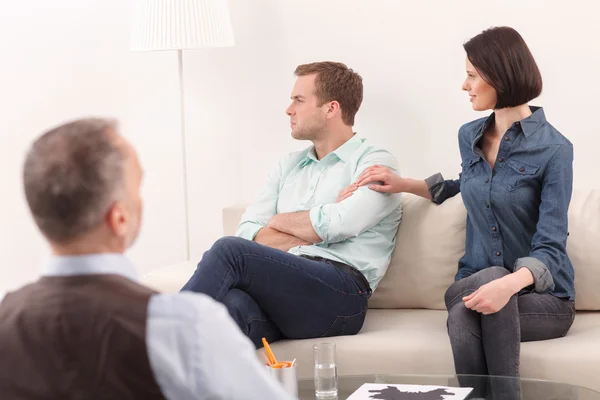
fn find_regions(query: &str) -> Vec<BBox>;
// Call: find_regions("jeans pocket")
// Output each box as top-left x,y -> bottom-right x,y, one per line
320,309 -> 367,338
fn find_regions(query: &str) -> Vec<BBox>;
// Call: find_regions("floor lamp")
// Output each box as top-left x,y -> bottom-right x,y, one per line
130,0 -> 235,261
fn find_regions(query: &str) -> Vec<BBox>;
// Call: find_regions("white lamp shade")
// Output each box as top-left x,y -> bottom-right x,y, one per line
130,0 -> 235,51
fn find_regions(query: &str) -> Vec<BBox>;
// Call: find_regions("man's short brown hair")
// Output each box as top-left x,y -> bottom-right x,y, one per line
294,61 -> 363,126
23,118 -> 126,244
464,26 -> 542,109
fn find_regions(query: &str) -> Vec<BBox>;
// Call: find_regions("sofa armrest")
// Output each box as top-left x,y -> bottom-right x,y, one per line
141,260 -> 197,293
141,204 -> 249,293
222,204 -> 249,236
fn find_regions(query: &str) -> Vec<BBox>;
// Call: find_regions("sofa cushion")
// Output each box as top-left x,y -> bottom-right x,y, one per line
369,189 -> 600,311
567,189 -> 600,310
519,311 -> 600,392
368,194 -> 466,310
266,309 -> 455,380
219,190 -> 600,310
267,310 -> 600,392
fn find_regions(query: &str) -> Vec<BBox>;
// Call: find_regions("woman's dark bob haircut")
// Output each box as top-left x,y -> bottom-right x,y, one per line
464,26 -> 542,109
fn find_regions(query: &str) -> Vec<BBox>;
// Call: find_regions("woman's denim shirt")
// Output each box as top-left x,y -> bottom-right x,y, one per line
426,107 -> 575,300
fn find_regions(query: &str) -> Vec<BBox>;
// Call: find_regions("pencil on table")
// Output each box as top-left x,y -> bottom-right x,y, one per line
262,337 -> 277,365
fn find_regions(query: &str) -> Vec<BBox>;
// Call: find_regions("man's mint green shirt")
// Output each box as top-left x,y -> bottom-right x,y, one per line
236,135 -> 402,291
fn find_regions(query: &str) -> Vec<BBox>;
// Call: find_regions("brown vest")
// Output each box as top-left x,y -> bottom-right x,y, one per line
0,274 -> 166,400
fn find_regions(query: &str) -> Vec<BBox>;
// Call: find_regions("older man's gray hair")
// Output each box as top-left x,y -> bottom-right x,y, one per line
23,118 -> 126,244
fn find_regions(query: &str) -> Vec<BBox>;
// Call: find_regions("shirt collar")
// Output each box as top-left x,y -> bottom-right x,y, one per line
41,253 -> 138,283
300,133 -> 362,167
300,148 -> 319,168
333,133 -> 362,162
520,106 -> 546,137
472,106 -> 547,151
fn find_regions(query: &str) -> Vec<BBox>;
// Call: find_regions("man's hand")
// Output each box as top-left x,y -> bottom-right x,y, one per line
463,278 -> 515,315
336,183 -> 359,202
254,227 -> 311,252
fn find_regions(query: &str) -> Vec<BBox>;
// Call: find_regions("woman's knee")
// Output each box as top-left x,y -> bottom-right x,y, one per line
444,281 -> 465,309
444,267 -> 510,308
446,302 -> 471,335
479,266 -> 511,281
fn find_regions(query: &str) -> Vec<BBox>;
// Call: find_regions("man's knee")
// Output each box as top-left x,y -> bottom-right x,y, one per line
211,236 -> 248,251
196,237 -> 250,274
205,236 -> 251,260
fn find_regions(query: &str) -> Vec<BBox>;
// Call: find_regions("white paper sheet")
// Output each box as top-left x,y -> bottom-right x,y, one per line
347,383 -> 473,400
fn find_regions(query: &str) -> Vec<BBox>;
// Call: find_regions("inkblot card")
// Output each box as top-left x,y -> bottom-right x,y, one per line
347,383 -> 473,400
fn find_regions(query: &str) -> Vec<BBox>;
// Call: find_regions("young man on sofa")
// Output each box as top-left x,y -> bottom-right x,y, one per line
181,61 -> 403,347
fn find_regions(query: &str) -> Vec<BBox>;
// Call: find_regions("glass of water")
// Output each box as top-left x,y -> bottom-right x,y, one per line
313,342 -> 338,398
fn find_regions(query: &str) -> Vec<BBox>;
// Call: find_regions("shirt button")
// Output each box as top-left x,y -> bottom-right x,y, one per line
485,178 -> 489,183
504,136 -> 510,142
497,157 -> 504,163
519,167 -> 525,172
492,227 -> 497,232
485,201 -> 490,208
496,251 -> 501,256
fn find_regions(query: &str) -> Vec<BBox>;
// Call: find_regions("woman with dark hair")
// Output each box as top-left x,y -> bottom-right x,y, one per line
355,26 -> 576,380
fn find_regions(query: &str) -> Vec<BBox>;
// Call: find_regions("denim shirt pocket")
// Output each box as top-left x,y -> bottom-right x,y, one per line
461,155 -> 483,184
505,159 -> 540,191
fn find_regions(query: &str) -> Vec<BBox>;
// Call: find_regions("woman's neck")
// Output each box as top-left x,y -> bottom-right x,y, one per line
489,104 -> 532,137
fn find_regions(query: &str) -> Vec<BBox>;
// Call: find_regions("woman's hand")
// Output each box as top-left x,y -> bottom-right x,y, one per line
463,278 -> 515,315
355,165 -> 409,193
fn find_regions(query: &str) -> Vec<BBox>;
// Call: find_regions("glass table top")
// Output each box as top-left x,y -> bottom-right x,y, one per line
297,374 -> 600,400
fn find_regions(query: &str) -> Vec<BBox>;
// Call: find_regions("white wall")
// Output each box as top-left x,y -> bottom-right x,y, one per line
185,0 -> 598,215
0,1 -> 186,291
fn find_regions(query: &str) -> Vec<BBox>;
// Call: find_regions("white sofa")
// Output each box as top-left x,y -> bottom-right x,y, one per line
142,190 -> 600,393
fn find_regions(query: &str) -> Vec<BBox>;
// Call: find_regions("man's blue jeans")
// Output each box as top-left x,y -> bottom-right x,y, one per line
181,236 -> 370,348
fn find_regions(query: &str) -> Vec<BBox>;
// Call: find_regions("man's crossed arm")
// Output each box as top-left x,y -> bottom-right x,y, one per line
254,184 -> 361,251
236,151 -> 401,252
253,226 -> 312,252
267,211 -> 322,244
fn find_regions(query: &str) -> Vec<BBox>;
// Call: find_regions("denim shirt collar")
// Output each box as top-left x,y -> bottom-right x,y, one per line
471,106 -> 547,154
520,106 -> 546,137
